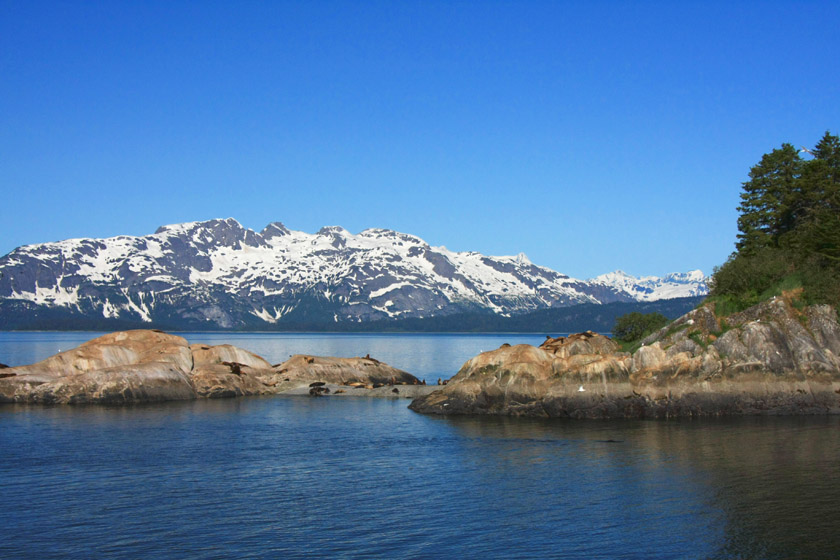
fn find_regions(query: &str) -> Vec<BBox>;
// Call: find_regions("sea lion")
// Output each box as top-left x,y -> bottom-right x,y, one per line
221,362 -> 243,376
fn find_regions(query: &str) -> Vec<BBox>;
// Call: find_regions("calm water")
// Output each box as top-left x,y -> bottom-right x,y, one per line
1,333 -> 839,559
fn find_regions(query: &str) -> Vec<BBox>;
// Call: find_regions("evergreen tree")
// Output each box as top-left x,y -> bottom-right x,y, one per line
713,131 -> 840,309
800,132 -> 840,261
735,143 -> 802,255
612,311 -> 669,342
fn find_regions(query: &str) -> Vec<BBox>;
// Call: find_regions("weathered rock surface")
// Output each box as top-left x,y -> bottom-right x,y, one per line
189,343 -> 278,399
0,330 -> 419,404
271,354 -> 420,390
409,299 -> 840,418
0,330 -> 198,404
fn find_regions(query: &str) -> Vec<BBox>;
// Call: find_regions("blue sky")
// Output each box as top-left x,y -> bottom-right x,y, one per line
2,1 -> 838,279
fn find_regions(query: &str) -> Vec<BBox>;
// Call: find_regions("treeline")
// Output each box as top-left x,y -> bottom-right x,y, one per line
298,297 -> 702,333
710,131 -> 840,311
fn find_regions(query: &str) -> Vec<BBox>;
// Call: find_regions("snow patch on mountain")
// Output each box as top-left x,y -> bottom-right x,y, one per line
590,270 -> 708,301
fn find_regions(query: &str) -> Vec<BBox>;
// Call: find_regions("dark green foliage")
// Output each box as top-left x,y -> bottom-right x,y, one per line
707,247 -> 795,310
712,131 -> 840,311
796,257 -> 840,306
795,133 -> 840,263
736,143 -> 802,254
611,311 -> 669,343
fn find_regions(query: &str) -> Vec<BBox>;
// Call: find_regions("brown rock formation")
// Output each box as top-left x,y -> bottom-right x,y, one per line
189,343 -> 277,399
0,331 -> 198,404
410,299 -> 840,418
0,330 -> 418,405
269,354 -> 418,389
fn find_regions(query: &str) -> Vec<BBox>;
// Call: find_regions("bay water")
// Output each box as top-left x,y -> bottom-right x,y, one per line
1,332 -> 839,559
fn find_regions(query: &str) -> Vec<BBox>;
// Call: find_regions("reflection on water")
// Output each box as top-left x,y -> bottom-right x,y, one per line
442,415 -> 840,559
1,398 -> 838,559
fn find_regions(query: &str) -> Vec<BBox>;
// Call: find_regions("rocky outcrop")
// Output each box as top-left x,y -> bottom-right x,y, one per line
188,343 -> 278,399
0,330 -> 419,404
409,298 -> 840,418
271,354 -> 420,389
0,330 -> 198,404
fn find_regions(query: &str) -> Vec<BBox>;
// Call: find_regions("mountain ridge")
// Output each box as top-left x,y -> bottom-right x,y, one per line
0,218 -> 707,329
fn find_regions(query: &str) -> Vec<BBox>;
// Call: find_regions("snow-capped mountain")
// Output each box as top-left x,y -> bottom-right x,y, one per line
589,270 -> 708,302
0,218 -> 707,328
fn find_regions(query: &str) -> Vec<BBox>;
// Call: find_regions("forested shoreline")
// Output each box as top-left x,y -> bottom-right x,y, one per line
709,131 -> 840,311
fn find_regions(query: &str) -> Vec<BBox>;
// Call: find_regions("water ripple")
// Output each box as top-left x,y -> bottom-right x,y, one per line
2,398 -> 839,559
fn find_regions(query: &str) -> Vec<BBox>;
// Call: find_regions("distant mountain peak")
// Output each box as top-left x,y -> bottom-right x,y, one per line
590,269 -> 708,302
516,252 -> 531,265
317,225 -> 348,236
261,222 -> 290,239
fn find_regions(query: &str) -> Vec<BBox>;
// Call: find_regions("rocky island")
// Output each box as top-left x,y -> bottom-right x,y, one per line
409,296 -> 840,418
3,297 -> 839,417
0,330 -> 427,404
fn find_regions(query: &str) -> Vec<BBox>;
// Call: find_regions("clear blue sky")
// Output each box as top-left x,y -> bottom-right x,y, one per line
2,1 -> 838,278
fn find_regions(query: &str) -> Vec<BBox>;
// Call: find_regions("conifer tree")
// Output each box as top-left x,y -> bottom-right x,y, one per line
735,143 -> 802,255
713,131 -> 840,308
801,132 -> 840,261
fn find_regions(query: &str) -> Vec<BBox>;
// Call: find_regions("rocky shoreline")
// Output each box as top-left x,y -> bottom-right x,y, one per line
4,297 -> 839,418
410,297 -> 840,418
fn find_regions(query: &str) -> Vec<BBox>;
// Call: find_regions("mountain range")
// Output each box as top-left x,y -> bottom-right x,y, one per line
0,218 -> 707,329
